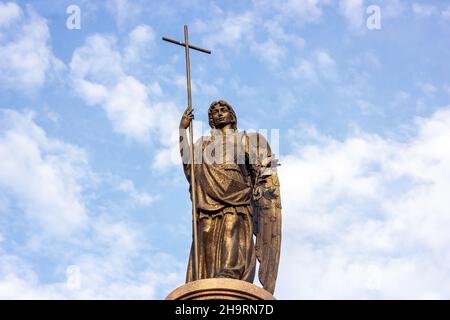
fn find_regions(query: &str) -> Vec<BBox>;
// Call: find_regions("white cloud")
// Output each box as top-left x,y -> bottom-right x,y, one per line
442,6 -> 450,19
417,82 -> 437,97
289,50 -> 337,82
0,110 -> 183,299
0,232 -> 184,299
0,2 -> 22,27
0,207 -> 185,299
106,0 -> 141,29
251,39 -> 286,67
272,0 -> 328,23
444,85 -> 450,96
238,20 -> 299,69
151,101 -> 191,171
105,76 -> 155,140
0,2 -> 64,92
0,251 -> 62,299
264,19 -> 306,51
0,109 -> 89,236
118,179 -> 158,206
193,8 -> 307,68
196,11 -> 255,50
289,60 -> 318,82
334,67 -> 377,114
379,0 -> 405,19
316,50 -> 337,79
339,0 -> 365,30
277,106 -> 450,298
348,51 -> 382,72
70,28 -> 178,143
70,34 -> 124,83
412,3 -> 437,18
123,24 -> 155,65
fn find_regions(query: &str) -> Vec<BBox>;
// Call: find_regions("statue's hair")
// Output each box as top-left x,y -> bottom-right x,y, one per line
208,100 -> 237,129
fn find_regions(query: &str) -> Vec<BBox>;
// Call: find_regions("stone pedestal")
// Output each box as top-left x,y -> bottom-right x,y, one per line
166,278 -> 275,300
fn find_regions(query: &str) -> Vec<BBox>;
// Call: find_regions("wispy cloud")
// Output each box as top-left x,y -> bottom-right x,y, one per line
0,109 -> 90,236
0,109 -> 183,299
412,3 -> 437,18
118,179 -> 158,206
379,0 -> 405,19
339,0 -> 365,31
106,0 -> 142,30
289,50 -> 337,83
69,28 -> 178,144
123,24 -> 155,66
417,81 -> 437,98
442,6 -> 450,19
0,2 -> 64,92
193,9 -> 306,69
267,0 -> 329,23
0,1 -> 22,27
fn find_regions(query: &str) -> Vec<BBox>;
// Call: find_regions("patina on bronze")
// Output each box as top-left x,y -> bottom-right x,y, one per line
179,100 -> 282,294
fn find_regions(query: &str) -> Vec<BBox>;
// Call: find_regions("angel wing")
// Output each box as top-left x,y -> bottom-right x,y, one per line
243,131 -> 282,295
253,155 -> 282,294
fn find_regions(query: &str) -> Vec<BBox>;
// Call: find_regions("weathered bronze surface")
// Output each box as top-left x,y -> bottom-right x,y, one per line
164,25 -> 281,296
179,100 -> 282,294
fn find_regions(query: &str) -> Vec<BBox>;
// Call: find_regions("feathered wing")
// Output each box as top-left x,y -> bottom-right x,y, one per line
244,132 -> 282,294
254,156 -> 282,294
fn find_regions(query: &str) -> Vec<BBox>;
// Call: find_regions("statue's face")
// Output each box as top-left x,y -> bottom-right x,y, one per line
210,104 -> 234,128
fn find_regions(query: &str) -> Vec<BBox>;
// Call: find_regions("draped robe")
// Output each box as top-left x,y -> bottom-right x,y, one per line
184,130 -> 256,283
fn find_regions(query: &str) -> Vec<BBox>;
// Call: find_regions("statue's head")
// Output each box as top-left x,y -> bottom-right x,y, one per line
208,100 -> 237,129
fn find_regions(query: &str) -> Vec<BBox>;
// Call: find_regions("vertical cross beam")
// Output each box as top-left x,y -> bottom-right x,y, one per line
162,26 -> 211,281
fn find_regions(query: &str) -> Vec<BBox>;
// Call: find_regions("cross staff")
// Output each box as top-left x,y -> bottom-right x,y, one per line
162,25 -> 211,281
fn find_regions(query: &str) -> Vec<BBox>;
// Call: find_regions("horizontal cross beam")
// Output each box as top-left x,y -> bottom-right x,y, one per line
162,37 -> 211,54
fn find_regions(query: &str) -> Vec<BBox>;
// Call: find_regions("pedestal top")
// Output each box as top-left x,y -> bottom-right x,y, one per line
166,278 -> 275,300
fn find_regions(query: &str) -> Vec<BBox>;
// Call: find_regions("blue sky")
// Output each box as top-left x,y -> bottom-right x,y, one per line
1,0 -> 450,299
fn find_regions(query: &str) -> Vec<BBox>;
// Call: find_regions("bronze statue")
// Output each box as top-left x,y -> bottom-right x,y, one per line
178,100 -> 282,294
163,25 -> 281,295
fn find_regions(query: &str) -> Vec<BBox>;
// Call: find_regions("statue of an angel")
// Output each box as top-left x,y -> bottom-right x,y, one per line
178,100 -> 282,294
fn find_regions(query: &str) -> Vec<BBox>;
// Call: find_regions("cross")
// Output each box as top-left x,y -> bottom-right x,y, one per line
162,25 -> 211,281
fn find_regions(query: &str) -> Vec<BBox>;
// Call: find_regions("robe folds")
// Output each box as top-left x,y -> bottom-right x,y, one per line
184,130 -> 256,283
